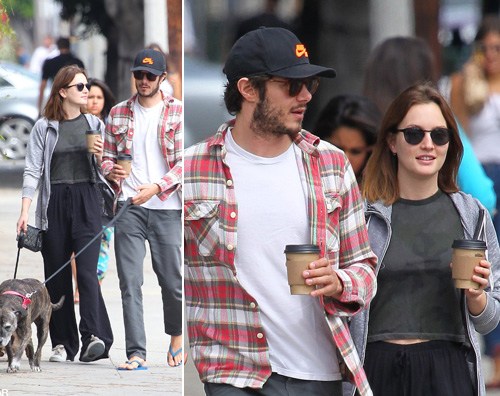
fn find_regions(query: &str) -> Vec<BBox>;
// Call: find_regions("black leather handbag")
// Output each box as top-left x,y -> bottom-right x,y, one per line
17,225 -> 44,252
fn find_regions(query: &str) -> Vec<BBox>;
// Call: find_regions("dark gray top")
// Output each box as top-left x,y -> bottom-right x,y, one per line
367,190 -> 466,343
50,114 -> 92,184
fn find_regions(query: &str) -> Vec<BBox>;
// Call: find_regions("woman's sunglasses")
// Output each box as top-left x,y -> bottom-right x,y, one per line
65,83 -> 91,92
133,71 -> 158,81
268,77 -> 320,96
395,127 -> 451,146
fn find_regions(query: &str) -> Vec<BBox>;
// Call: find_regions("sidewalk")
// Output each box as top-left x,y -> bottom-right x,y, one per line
0,187 -> 182,396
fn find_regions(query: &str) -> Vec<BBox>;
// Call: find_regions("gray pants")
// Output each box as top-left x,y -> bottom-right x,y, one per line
115,203 -> 182,360
204,374 -> 342,396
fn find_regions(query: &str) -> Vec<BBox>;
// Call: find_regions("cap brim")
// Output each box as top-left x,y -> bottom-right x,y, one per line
131,66 -> 164,76
271,63 -> 336,79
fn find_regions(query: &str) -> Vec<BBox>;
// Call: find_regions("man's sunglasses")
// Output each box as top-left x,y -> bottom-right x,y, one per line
268,77 -> 320,96
65,83 -> 90,92
133,71 -> 158,81
395,127 -> 452,146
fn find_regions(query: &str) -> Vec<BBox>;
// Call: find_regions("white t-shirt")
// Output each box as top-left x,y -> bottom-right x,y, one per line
225,129 -> 341,381
30,45 -> 59,75
120,100 -> 181,210
469,94 -> 500,163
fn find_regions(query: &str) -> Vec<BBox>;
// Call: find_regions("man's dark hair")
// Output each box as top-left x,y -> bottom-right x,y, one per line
224,75 -> 269,115
56,37 -> 71,50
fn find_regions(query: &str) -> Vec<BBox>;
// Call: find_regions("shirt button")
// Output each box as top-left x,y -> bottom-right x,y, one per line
230,212 -> 236,219
327,203 -> 332,210
227,244 -> 234,251
257,333 -> 264,339
250,302 -> 256,309
226,180 -> 233,187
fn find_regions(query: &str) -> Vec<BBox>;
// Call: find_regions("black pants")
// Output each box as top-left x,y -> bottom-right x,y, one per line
364,341 -> 475,396
41,183 -> 113,361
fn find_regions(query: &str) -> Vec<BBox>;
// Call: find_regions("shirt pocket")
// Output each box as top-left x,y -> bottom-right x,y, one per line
113,126 -> 131,150
185,200 -> 221,257
325,193 -> 341,263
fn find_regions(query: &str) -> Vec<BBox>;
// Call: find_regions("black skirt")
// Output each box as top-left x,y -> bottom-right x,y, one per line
364,340 -> 475,396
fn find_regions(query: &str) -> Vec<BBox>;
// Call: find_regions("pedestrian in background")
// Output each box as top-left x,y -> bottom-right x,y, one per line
313,94 -> 381,184
102,48 -> 183,370
17,65 -> 113,364
29,35 -> 59,75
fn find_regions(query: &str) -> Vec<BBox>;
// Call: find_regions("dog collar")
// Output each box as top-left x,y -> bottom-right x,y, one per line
2,291 -> 32,309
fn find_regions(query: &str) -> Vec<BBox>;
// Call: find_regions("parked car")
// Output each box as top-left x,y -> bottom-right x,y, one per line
184,56 -> 231,148
0,61 -> 49,159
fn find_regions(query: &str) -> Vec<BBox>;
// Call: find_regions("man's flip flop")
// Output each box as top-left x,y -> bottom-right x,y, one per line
117,359 -> 148,370
168,346 -> 182,367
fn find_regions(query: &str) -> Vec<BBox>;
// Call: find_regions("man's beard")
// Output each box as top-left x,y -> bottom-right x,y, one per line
136,80 -> 161,98
250,96 -> 304,137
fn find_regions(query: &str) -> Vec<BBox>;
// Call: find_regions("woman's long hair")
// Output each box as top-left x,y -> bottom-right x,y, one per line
362,82 -> 463,205
43,65 -> 87,122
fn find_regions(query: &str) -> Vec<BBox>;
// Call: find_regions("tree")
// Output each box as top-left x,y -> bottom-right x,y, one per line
0,0 -> 15,39
55,0 -> 145,100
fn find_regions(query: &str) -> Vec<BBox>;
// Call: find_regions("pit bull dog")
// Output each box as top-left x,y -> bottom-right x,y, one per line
0,278 -> 64,372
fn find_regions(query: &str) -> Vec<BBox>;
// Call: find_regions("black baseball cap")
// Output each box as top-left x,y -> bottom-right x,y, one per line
131,49 -> 166,76
223,27 -> 336,82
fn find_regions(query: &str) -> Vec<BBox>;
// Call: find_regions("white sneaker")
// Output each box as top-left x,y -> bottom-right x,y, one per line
49,345 -> 67,362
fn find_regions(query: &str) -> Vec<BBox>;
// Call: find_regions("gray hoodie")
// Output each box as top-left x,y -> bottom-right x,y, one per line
343,191 -> 500,396
22,114 -> 106,230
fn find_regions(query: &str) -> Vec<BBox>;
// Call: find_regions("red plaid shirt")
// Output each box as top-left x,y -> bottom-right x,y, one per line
101,93 -> 182,200
184,121 -> 377,395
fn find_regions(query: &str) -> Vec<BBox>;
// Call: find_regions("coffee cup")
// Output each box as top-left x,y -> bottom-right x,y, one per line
86,130 -> 101,153
117,154 -> 132,177
451,239 -> 487,289
284,244 -> 320,295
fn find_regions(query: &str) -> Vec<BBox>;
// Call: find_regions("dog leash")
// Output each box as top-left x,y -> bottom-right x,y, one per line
22,198 -> 133,299
13,248 -> 21,279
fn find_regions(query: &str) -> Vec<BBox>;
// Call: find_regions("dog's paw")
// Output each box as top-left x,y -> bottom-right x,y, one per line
7,365 -> 19,373
32,366 -> 41,372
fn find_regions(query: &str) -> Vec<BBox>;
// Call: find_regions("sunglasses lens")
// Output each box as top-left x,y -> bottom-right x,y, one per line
287,78 -> 319,96
288,80 -> 302,96
402,127 -> 425,145
305,79 -> 319,95
134,71 -> 157,81
431,128 -> 451,145
74,83 -> 90,92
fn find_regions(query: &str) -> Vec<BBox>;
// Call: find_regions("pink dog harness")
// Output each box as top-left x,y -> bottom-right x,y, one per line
2,291 -> 32,309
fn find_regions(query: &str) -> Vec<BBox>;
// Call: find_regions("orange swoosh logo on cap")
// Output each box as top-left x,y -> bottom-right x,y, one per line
142,57 -> 154,65
295,44 -> 308,58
